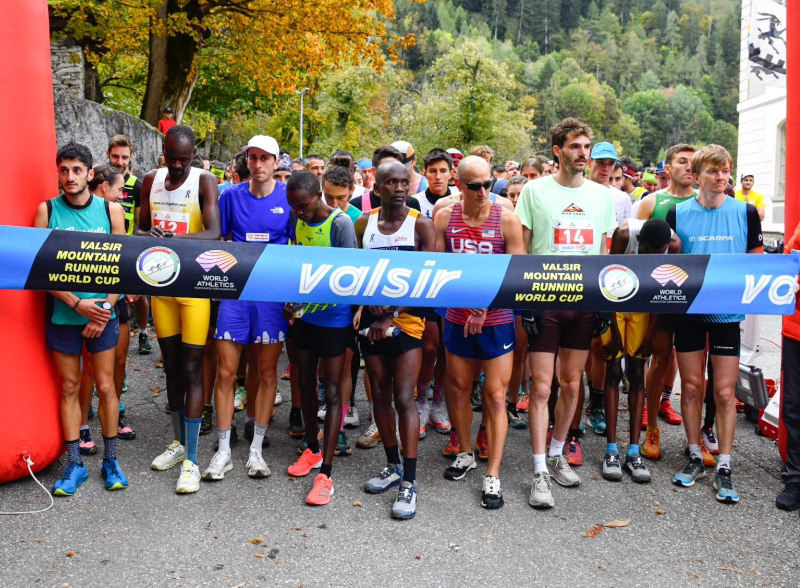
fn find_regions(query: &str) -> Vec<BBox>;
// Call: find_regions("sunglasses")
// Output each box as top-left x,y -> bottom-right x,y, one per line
462,179 -> 493,192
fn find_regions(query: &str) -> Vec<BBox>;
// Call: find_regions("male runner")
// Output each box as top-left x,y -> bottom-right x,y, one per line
284,170 -> 357,505
201,135 -> 291,483
34,143 -> 127,495
136,125 -> 221,493
435,156 -> 524,509
667,144 -> 763,503
600,218 -> 678,483
735,172 -> 766,221
354,161 -> 436,519
107,135 -> 152,355
349,146 -> 421,214
515,118 -> 616,508
305,154 -> 326,180
636,144 -> 696,458
391,140 -> 427,195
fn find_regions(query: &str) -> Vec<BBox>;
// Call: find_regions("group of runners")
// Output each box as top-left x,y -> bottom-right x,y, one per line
39,116 -> 765,519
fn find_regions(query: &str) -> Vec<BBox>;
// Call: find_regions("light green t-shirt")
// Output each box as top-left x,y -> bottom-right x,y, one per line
515,175 -> 617,255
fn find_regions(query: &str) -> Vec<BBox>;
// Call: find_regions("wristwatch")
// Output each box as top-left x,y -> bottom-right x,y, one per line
101,301 -> 113,311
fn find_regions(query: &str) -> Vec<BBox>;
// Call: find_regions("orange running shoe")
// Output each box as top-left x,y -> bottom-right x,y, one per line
306,473 -> 334,505
641,427 -> 661,460
288,448 -> 322,477
641,404 -> 648,429
658,399 -> 683,425
700,441 -> 716,468
443,430 -> 460,457
281,363 -> 291,381
566,436 -> 583,466
475,428 -> 489,461
517,392 -> 530,413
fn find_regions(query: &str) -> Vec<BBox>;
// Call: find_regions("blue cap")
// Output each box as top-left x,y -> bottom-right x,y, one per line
357,158 -> 373,170
590,142 -> 619,161
655,160 -> 667,175
491,178 -> 508,195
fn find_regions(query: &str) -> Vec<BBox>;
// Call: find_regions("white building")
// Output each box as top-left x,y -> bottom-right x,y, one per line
736,0 -> 787,236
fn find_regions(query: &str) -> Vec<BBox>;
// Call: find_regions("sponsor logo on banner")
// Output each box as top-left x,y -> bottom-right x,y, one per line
195,250 -> 239,291
137,246 -> 180,287
599,264 -> 639,302
649,264 -> 688,303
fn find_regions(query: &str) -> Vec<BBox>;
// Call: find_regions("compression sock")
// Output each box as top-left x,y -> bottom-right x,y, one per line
217,428 -> 231,454
251,423 -> 267,452
103,435 -> 117,461
185,417 -> 201,464
320,463 -> 333,478
661,387 -> 673,403
403,457 -> 417,483
385,443 -> 402,467
66,439 -> 83,465
589,388 -> 604,411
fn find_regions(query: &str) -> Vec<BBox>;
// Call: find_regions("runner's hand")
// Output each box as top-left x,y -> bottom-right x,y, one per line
81,320 -> 106,339
520,310 -> 542,338
464,309 -> 487,338
74,298 -> 111,324
369,315 -> 394,344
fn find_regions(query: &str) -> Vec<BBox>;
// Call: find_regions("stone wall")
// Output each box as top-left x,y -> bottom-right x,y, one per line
51,40 -> 84,100
55,96 -> 162,177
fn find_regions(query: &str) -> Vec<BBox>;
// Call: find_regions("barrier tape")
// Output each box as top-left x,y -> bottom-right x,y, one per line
1,226 -> 798,315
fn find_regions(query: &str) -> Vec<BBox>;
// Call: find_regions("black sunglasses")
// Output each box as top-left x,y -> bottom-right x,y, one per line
463,179 -> 493,192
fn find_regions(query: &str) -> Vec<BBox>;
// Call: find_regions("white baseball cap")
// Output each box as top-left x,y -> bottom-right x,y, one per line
243,135 -> 280,158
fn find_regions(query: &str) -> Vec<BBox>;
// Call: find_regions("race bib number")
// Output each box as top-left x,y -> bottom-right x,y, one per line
152,210 -> 190,235
552,219 -> 594,252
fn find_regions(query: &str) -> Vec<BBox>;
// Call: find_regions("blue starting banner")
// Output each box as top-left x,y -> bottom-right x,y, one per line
1,226 -> 798,315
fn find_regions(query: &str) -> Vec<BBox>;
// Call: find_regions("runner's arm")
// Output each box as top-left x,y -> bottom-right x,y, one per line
134,170 -> 157,236
636,193 -> 656,220
178,171 -> 220,240
609,222 -> 630,255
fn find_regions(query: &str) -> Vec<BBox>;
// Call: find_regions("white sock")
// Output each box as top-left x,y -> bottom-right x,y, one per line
251,423 -> 267,451
717,454 -> 731,471
533,453 -> 547,474
217,428 -> 231,454
688,444 -> 702,460
549,438 -> 565,457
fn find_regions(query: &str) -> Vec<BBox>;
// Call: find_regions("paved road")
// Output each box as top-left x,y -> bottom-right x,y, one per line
1,316 -> 797,587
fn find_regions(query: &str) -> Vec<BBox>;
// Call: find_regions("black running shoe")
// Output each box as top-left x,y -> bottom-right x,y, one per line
138,331 -> 152,355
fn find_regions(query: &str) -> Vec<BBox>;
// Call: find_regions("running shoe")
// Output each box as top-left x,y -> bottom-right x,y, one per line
356,422 -> 381,449
344,404 -> 360,428
274,391 -> 283,407
481,475 -> 504,509
392,481 -> 418,519
79,429 -> 97,455
714,468 -> 739,503
289,408 -> 305,438
175,460 -> 200,494
202,450 -> 233,481
418,404 -> 429,440
621,373 -> 630,395
317,405 -> 327,422
101,458 -> 129,490
317,381 -> 326,406
701,442 -> 716,467
659,399 -> 682,425
588,408 -> 606,435
444,452 -> 477,481
122,379 -> 128,394
244,420 -> 269,448
246,450 -> 271,478
701,426 -> 719,454
213,425 -> 239,451
641,404 -> 648,429
475,428 -> 488,460
307,473 -> 334,506
138,330 -> 152,355
428,403 -> 451,433
288,448 -> 322,477
118,401 -> 126,416
52,462 -> 89,496
297,429 -> 324,455
776,483 -> 800,511
117,418 -> 136,441
507,406 -> 527,429
442,430 -> 460,457
528,471 -> 554,509
470,382 -> 482,412
234,386 -> 247,412
364,464 -> 404,493
200,405 -> 213,435
516,391 -> 530,413
602,451 -> 622,481
334,431 -> 352,456
673,457 -> 705,487
546,454 -> 581,487
623,453 -> 652,483
641,427 -> 661,460
151,441 -> 185,471
280,363 -> 291,381
566,436 -> 583,467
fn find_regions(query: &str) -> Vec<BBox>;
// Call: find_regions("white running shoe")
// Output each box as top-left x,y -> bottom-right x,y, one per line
317,406 -> 327,422
246,449 -> 271,478
418,404 -> 430,440
151,441 -> 185,471
274,391 -> 283,406
356,422 -> 381,449
428,403 -> 452,434
529,471 -> 554,508
202,450 -> 232,481
175,460 -> 200,494
344,404 -> 360,428
234,386 -> 247,411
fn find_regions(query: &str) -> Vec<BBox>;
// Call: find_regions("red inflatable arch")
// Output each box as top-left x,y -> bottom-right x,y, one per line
0,0 -> 62,483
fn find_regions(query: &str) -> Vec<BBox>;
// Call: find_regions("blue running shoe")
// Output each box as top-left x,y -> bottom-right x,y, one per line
673,457 -> 705,487
713,468 -> 739,503
119,401 -> 126,415
364,464 -> 404,494
52,462 -> 89,496
392,481 -> 418,519
101,458 -> 129,490
122,379 -> 128,394
589,409 -> 606,435
87,405 -> 95,419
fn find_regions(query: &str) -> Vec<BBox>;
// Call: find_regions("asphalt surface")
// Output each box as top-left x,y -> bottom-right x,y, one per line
1,315 -> 798,587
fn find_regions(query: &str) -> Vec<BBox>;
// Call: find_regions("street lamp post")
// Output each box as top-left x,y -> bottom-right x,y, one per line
296,88 -> 310,160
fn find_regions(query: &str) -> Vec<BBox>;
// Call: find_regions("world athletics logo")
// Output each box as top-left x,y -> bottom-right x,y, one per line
196,250 -> 238,273
136,246 -> 181,287
650,264 -> 689,287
